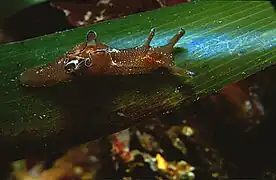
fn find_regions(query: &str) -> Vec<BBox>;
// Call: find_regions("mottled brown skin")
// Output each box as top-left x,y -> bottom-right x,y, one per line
20,28 -> 194,87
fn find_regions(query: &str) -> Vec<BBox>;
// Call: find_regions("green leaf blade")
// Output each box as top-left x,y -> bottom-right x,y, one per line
0,0 -> 275,160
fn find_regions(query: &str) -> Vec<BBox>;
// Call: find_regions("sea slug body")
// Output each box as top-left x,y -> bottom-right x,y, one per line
20,28 -> 195,87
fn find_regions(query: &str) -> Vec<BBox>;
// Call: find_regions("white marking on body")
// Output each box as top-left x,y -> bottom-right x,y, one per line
86,50 -> 92,54
108,48 -> 120,53
111,60 -> 120,66
74,56 -> 86,60
67,60 -> 80,68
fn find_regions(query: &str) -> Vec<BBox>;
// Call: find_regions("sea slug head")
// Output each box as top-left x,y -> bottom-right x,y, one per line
20,31 -> 109,87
